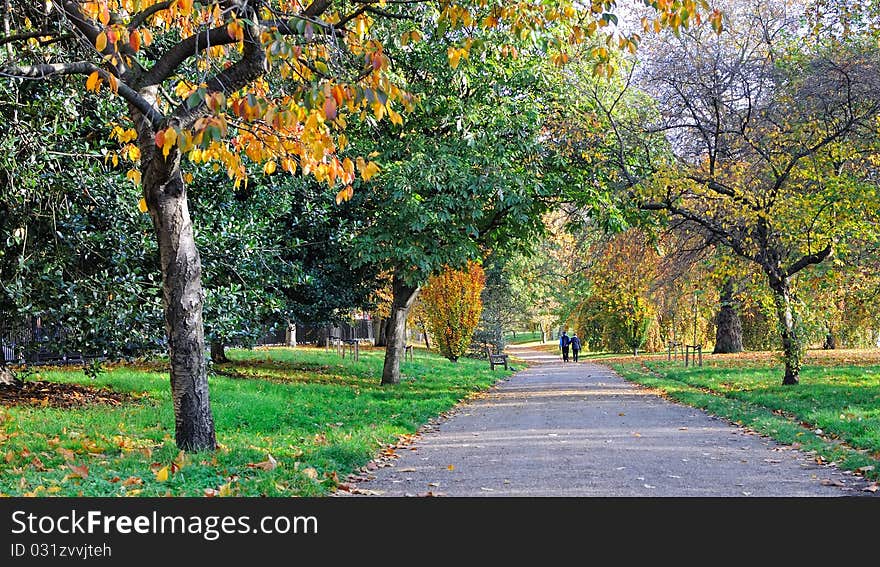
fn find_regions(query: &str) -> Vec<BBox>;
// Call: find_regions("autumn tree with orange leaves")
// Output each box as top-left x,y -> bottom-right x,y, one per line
0,0 -> 709,449
420,261 -> 485,362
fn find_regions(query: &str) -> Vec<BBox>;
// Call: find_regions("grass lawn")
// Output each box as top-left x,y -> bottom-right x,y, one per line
505,331 -> 544,345
0,346 -> 510,496
604,349 -> 880,481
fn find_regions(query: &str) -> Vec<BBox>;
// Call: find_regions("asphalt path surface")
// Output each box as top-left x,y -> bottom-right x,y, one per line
348,345 -> 876,497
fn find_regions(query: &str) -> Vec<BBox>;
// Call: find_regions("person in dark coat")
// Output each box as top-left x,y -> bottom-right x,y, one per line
559,330 -> 570,362
570,333 -> 582,362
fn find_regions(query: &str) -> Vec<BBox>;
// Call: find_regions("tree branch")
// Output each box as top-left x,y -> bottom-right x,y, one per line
0,62 -> 163,128
785,244 -> 832,277
128,0 -> 175,31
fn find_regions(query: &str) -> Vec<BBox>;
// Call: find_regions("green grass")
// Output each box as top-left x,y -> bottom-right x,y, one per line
505,331 -> 544,345
608,356 -> 880,481
0,346 -> 510,496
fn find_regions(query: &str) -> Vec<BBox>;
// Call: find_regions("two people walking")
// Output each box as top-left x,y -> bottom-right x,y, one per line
559,330 -> 581,363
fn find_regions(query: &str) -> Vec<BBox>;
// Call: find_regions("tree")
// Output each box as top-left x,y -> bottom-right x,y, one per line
420,261 -> 485,362
575,229 -> 659,354
579,3 -> 880,383
0,1 -> 707,445
347,21 -> 555,384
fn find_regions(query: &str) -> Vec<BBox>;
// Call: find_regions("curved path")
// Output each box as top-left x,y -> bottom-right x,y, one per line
348,344 -> 876,497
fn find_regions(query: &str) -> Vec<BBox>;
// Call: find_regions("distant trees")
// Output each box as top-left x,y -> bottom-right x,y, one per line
569,3 -> 880,383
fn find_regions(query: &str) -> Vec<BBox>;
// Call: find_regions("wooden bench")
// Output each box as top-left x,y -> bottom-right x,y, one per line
488,353 -> 508,370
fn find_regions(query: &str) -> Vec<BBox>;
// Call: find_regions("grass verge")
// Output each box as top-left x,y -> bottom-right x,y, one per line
606,353 -> 880,482
0,346 -> 511,496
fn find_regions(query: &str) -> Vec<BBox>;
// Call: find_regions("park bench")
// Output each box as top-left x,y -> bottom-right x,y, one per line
487,350 -> 508,370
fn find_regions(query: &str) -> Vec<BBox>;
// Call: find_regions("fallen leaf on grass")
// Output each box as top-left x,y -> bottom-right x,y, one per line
155,466 -> 169,482
67,464 -> 88,479
856,465 -> 875,473
302,467 -> 318,480
247,454 -> 278,471
57,447 -> 75,462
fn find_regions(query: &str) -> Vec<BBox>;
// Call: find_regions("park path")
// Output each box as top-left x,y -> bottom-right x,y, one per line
347,343 -> 876,497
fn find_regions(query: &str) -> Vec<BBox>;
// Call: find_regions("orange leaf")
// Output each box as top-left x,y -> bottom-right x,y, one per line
68,464 -> 89,479
95,31 -> 107,52
85,71 -> 101,92
323,96 -> 337,121
155,465 -> 169,482
129,31 -> 141,52
335,185 -> 353,205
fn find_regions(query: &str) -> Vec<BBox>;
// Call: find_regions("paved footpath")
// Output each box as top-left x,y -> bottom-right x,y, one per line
349,345 -> 877,497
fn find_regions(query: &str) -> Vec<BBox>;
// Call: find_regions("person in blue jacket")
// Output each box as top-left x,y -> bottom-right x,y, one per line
559,330 -> 570,362
570,333 -> 582,362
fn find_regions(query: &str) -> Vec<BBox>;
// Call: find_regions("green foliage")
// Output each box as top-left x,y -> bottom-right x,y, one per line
346,21 -> 557,287
0,346 -> 511,496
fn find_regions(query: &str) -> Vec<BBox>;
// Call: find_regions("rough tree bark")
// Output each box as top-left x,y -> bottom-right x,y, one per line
713,279 -> 743,354
142,141 -> 216,451
769,277 -> 800,385
210,340 -> 228,363
381,273 -> 420,385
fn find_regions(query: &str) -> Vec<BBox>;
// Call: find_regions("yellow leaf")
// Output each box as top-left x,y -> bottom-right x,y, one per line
127,169 -> 142,187
263,161 -> 276,175
335,185 -> 353,205
95,31 -> 107,52
218,483 -> 233,497
85,71 -> 101,92
161,128 -> 177,158
155,466 -> 169,482
361,161 -> 379,181
137,198 -> 148,213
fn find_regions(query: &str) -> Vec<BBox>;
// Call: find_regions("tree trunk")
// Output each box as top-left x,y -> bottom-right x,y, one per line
210,341 -> 228,363
372,316 -> 386,347
143,143 -> 217,452
317,327 -> 328,348
284,321 -> 297,347
0,363 -> 20,388
823,325 -> 837,350
381,273 -> 420,385
713,279 -> 743,354
770,278 -> 800,385
420,321 -> 430,350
